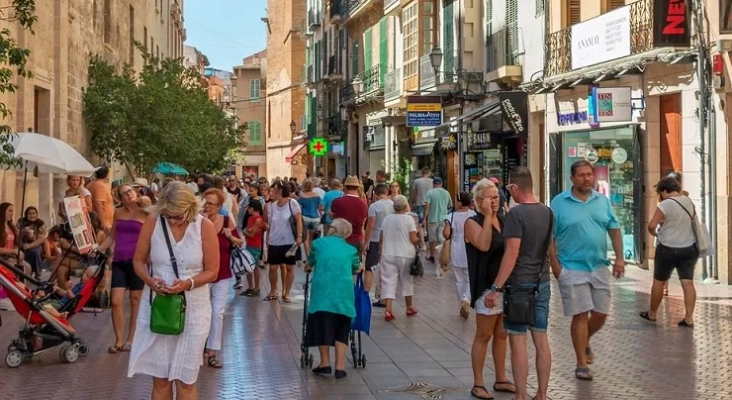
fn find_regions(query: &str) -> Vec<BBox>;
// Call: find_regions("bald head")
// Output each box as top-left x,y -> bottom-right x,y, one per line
330,179 -> 342,190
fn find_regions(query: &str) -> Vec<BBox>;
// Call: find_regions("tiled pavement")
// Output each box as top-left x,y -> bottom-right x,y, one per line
2,259 -> 732,400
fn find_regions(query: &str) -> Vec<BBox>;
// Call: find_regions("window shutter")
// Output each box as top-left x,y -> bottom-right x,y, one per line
352,39 -> 359,77
443,0 -> 455,73
568,0 -> 581,25
364,28 -> 372,71
485,0 -> 493,36
506,0 -> 519,60
379,18 -> 388,85
608,0 -> 625,11
535,0 -> 545,17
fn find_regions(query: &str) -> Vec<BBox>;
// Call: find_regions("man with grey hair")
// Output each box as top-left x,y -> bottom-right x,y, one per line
364,184 -> 394,307
312,177 -> 326,200
330,217 -> 353,240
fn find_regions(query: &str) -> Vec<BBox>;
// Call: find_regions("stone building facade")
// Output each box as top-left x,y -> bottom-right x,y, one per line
265,0 -> 308,180
0,0 -> 184,224
233,50 -> 268,178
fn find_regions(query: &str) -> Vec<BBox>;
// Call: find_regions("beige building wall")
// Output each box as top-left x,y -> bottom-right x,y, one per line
265,0 -> 308,180
233,50 -> 267,178
0,0 -> 182,225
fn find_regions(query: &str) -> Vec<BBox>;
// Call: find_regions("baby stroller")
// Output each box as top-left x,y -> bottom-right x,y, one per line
0,253 -> 107,368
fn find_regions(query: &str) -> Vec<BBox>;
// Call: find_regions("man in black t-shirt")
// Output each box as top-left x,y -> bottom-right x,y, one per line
484,167 -> 553,400
362,171 -> 374,200
227,177 -> 243,203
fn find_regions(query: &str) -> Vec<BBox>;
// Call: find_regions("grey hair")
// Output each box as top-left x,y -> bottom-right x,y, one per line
330,218 -> 352,239
472,178 -> 496,199
393,195 -> 409,212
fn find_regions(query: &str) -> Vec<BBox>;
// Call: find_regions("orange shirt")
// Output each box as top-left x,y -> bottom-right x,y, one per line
86,180 -> 115,229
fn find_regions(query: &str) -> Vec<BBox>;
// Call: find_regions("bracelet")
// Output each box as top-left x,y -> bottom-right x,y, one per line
188,278 -> 195,291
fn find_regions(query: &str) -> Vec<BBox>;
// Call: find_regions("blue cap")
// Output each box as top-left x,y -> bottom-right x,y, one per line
433,177 -> 443,185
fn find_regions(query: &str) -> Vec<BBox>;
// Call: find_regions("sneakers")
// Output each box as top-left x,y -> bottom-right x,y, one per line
0,297 -> 13,311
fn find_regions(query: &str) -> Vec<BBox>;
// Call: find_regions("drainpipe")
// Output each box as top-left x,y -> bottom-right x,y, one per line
456,0 -> 464,192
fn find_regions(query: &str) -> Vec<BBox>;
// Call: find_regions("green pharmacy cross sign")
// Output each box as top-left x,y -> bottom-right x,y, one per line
309,138 -> 328,157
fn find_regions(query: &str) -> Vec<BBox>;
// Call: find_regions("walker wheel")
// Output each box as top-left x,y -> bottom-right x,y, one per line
309,354 -> 313,367
360,354 -> 366,368
300,354 -> 306,368
6,349 -> 23,368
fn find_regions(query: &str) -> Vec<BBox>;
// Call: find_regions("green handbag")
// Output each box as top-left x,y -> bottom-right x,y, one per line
149,215 -> 187,336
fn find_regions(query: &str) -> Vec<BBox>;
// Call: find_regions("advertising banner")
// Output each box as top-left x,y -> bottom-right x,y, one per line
653,0 -> 690,47
407,96 -> 442,127
498,91 -> 528,138
571,6 -> 631,70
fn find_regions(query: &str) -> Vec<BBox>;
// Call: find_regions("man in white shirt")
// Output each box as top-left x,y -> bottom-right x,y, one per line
363,184 -> 394,306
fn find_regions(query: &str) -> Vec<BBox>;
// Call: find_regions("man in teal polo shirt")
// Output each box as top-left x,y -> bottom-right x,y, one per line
549,160 -> 624,382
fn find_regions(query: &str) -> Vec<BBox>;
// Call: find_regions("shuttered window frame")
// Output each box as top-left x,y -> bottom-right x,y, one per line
564,0 -> 581,28
379,18 -> 388,87
248,121 -> 262,145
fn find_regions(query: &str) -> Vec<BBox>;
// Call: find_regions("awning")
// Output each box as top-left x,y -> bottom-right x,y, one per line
523,47 -> 696,93
415,102 -> 502,133
285,143 -> 307,163
411,141 -> 436,156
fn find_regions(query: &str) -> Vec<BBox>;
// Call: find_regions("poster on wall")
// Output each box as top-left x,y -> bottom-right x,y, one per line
63,196 -> 98,255
653,0 -> 690,47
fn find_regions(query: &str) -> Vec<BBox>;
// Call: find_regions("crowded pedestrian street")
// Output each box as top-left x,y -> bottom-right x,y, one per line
2,260 -> 730,400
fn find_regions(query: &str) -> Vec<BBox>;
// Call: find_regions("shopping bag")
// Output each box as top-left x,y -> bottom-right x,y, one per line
350,273 -> 371,335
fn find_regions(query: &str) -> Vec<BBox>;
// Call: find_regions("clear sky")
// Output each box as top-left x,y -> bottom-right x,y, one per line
183,0 -> 268,71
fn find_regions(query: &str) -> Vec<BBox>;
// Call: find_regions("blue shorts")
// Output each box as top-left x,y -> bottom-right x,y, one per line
414,205 -> 425,223
503,281 -> 551,335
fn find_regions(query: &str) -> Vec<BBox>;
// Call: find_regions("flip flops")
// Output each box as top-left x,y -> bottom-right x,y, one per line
493,381 -> 516,393
639,311 -> 657,322
575,367 -> 593,380
470,386 -> 494,399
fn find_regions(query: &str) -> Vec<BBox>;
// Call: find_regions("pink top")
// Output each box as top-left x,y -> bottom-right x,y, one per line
5,227 -> 15,250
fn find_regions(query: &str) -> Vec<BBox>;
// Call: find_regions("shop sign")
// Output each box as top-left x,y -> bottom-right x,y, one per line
309,138 -> 328,157
571,6 -> 631,70
585,149 -> 599,163
406,95 -> 442,127
558,111 -> 590,126
441,135 -> 456,150
498,91 -> 528,137
591,86 -> 633,123
653,0 -> 690,47
612,147 -> 628,164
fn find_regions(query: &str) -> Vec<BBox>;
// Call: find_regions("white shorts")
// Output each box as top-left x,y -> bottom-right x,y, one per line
474,290 -> 503,316
557,267 -> 611,317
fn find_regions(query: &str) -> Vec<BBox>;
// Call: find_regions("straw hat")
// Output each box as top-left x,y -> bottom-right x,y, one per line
344,175 -> 361,188
132,177 -> 148,187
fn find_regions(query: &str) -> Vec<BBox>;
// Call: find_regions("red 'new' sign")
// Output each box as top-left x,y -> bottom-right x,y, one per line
653,0 -> 690,47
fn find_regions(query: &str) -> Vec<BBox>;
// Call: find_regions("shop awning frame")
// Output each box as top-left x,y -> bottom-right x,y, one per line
522,47 -> 696,93
285,143 -> 307,163
411,141 -> 435,156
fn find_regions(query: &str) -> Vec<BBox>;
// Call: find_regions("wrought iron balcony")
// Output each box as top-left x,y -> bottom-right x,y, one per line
325,55 -> 343,81
544,0 -> 655,77
308,8 -> 321,28
341,64 -> 383,105
329,0 -> 342,23
340,0 -> 368,17
326,115 -> 347,139
384,68 -> 401,101
486,21 -> 521,72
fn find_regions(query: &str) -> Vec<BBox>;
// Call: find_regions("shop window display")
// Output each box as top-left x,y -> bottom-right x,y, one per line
561,127 -> 640,261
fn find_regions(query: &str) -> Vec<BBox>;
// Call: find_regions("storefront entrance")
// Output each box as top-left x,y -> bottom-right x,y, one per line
549,126 -> 643,262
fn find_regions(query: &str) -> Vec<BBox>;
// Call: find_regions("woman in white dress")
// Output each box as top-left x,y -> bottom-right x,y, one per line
442,192 -> 476,320
128,182 -> 220,400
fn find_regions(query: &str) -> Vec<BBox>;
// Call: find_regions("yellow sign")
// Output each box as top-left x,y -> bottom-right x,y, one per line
407,103 -> 442,112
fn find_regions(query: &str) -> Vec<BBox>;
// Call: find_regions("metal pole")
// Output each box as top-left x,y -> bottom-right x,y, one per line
694,0 -> 711,281
457,0 -> 464,192
17,163 -> 28,259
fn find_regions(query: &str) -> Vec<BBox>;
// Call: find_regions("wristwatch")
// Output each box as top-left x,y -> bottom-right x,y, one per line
490,284 -> 503,293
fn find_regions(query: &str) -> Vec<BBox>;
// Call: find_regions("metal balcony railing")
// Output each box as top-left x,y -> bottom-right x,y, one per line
330,0 -> 342,21
360,64 -> 383,93
340,0 -> 368,19
308,9 -> 321,27
340,83 -> 355,104
341,64 -> 383,104
326,115 -> 347,138
384,68 -> 401,101
486,21 -> 520,72
544,0 -> 655,77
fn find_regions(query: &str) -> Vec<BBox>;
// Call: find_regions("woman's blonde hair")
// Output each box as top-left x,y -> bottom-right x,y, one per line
472,178 -> 497,214
302,178 -> 313,191
330,218 -> 352,239
146,181 -> 199,222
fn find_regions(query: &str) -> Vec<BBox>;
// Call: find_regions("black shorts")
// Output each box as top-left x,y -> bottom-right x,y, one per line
267,244 -> 301,266
654,243 -> 699,281
111,260 -> 145,290
365,241 -> 379,271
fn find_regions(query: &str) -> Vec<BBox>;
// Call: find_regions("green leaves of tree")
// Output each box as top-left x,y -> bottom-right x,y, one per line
0,0 -> 36,168
83,46 -> 244,175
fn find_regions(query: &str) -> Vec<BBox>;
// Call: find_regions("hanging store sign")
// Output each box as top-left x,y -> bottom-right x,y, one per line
498,91 -> 528,138
653,0 -> 690,47
571,6 -> 631,70
558,111 -> 590,126
406,95 -> 442,127
309,138 -> 328,157
592,87 -> 632,123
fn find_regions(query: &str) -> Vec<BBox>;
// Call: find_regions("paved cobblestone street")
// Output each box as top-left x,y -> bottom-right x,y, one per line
2,259 -> 732,399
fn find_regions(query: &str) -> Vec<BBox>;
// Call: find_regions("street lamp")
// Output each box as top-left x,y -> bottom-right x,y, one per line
352,76 -> 364,94
290,120 -> 297,134
429,47 -> 443,76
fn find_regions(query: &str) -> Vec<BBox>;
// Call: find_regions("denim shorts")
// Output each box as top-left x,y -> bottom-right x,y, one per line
302,216 -> 320,231
414,205 -> 425,224
503,281 -> 551,335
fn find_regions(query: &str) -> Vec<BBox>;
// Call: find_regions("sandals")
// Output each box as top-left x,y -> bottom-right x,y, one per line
470,386 -> 494,399
493,381 -> 516,393
207,356 -> 223,369
108,343 -> 131,354
678,319 -> 694,328
575,367 -> 593,380
406,307 -> 418,316
639,311 -> 657,323
282,295 -> 292,303
263,292 -> 279,301
385,311 -> 395,321
120,343 -> 132,352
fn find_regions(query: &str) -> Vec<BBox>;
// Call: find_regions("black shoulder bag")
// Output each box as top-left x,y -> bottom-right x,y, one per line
149,216 -> 187,336
502,208 -> 554,326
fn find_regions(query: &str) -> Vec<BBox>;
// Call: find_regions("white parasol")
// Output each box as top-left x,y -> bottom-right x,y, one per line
10,132 -> 96,176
